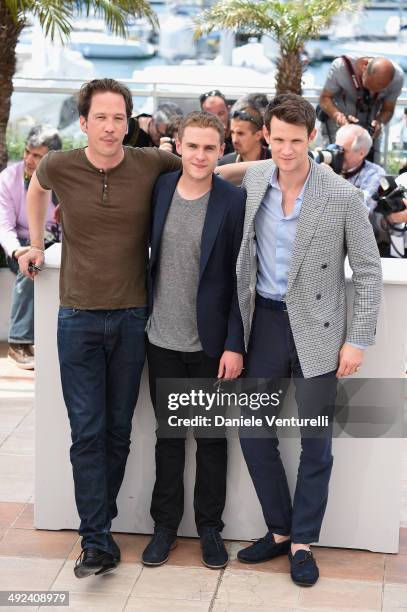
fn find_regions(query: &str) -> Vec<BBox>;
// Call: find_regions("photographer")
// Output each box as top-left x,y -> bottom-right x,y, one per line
335,124 -> 385,211
374,174 -> 407,258
386,202 -> 407,257
158,115 -> 183,155
319,56 -> 404,163
124,103 -> 183,148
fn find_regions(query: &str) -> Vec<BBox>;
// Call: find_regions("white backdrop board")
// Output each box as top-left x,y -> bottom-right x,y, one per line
35,245 -> 406,552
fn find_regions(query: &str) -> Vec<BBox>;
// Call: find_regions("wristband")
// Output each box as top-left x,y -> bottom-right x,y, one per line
30,246 -> 45,253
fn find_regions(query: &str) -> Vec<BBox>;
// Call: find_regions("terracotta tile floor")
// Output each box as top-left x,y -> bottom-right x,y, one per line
0,342 -> 406,611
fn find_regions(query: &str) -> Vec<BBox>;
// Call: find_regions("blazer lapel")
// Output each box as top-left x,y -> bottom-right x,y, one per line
287,162 -> 328,293
245,161 -> 275,232
199,175 -> 228,279
150,171 -> 181,270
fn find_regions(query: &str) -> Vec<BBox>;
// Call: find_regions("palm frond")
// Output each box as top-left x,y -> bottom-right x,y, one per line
195,0 -> 359,50
4,0 -> 159,39
79,0 -> 158,35
195,0 -> 275,37
30,1 -> 73,40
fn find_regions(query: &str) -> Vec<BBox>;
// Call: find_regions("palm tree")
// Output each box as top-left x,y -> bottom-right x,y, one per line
0,0 -> 158,170
195,0 -> 358,96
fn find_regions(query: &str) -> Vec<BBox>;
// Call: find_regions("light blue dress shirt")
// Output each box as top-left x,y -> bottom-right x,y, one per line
254,165 -> 366,350
255,167 -> 309,301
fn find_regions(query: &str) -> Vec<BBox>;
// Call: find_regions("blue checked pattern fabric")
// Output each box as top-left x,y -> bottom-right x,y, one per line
236,159 -> 383,378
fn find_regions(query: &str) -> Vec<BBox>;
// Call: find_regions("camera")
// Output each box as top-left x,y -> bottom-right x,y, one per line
168,138 -> 177,154
308,144 -> 344,174
372,173 -> 407,216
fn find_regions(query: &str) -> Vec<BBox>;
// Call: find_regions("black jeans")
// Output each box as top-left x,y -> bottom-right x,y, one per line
240,295 -> 337,544
147,341 -> 227,534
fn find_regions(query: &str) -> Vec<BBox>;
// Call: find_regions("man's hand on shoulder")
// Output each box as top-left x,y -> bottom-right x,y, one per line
217,351 -> 243,380
336,343 -> 364,378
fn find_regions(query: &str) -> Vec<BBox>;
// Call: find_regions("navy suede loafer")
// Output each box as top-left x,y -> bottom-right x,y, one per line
237,533 -> 290,564
289,549 -> 319,586
142,528 -> 177,566
200,528 -> 229,569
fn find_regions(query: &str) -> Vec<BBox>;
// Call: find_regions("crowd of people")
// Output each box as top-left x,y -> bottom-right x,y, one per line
0,53 -> 404,588
1,54 -> 405,371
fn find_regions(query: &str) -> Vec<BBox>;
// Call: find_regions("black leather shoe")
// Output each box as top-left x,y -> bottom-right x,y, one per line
237,533 -> 290,564
74,548 -> 117,579
200,528 -> 229,569
107,534 -> 121,562
95,535 -> 121,575
289,549 -> 319,586
142,528 -> 177,566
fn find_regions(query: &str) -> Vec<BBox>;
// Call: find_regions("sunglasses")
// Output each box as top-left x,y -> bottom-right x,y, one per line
199,90 -> 226,105
231,110 -> 263,129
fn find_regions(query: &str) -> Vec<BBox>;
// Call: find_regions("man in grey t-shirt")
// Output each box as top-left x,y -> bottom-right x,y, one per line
143,111 -> 246,571
319,56 -> 404,161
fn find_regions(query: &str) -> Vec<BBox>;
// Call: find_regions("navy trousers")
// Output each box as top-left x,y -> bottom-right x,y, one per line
240,295 -> 337,544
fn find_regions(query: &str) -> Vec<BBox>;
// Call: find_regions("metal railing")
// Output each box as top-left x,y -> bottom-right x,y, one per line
10,76 -> 407,170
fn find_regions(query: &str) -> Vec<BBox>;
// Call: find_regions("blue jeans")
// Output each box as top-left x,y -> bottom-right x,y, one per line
57,306 -> 147,553
7,238 -> 34,344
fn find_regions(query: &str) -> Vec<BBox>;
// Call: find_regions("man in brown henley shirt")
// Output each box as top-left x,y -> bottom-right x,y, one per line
19,79 -> 183,579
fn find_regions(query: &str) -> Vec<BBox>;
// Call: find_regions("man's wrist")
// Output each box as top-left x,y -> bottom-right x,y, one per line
346,342 -> 367,350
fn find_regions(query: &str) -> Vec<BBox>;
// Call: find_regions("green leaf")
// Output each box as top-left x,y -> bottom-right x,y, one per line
4,0 -> 158,39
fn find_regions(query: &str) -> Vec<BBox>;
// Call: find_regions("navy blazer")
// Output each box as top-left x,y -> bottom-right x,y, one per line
148,170 -> 246,358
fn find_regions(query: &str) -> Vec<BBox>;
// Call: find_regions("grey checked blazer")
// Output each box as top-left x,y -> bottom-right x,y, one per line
236,159 -> 383,378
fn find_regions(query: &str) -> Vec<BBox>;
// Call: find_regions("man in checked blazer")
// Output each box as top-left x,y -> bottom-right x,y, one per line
235,94 -> 382,586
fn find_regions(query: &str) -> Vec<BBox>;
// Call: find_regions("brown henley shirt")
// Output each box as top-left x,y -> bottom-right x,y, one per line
36,147 -> 181,309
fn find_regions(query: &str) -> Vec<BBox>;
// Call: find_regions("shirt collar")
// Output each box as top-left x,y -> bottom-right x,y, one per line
269,164 -> 311,203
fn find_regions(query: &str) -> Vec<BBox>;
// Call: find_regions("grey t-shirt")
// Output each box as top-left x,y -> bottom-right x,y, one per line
322,56 -> 404,141
147,188 -> 209,352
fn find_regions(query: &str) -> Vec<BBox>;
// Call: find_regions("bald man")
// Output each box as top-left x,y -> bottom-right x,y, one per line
319,56 -> 404,162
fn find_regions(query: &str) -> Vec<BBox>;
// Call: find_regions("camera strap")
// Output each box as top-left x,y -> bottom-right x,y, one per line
342,160 -> 366,182
341,56 -> 378,119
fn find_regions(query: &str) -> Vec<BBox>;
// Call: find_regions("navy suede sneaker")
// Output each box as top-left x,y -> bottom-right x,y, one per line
200,527 -> 229,569
237,533 -> 290,564
289,549 -> 319,586
142,528 -> 177,566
